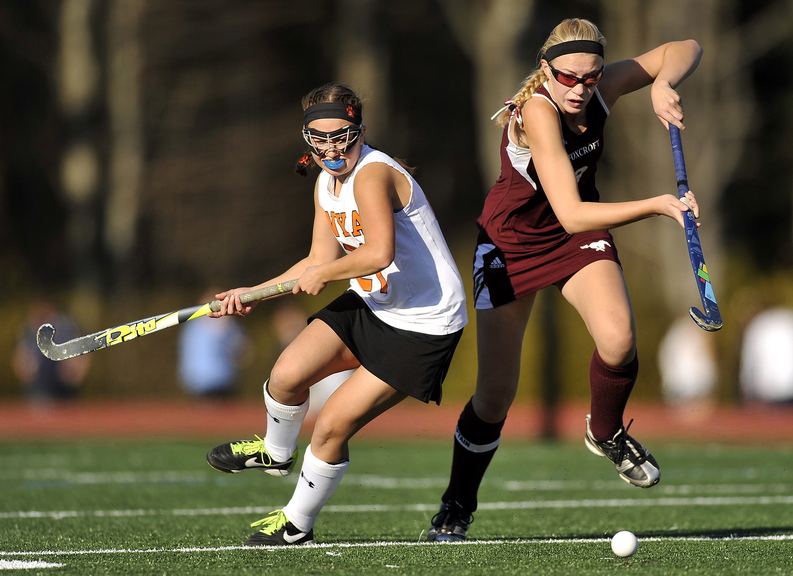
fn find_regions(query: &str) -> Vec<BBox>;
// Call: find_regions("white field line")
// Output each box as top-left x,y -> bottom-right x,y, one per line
1,495 -> 793,520
0,559 -> 64,569
3,471 -> 208,484
6,469 -> 792,495
1,534 -> 793,558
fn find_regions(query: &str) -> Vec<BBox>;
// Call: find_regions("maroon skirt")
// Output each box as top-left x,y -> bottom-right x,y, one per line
472,228 -> 621,309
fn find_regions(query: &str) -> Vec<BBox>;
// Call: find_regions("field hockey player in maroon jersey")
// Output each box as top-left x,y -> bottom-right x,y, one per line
428,18 -> 703,541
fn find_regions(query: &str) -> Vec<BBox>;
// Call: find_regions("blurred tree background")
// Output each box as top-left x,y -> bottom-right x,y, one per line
2,0 -> 793,404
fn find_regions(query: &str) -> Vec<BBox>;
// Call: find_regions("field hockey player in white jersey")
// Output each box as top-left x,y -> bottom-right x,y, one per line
205,82 -> 467,546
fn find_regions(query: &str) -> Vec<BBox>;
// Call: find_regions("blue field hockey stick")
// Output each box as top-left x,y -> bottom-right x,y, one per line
669,125 -> 723,331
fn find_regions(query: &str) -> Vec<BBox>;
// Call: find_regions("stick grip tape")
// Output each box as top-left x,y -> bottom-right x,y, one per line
208,279 -> 297,313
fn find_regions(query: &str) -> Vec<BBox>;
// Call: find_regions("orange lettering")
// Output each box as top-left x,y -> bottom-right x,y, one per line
336,229 -> 388,294
375,272 -> 388,293
351,211 -> 363,236
325,211 -> 354,237
334,212 -> 351,237
354,272 -> 388,294
324,212 -> 338,236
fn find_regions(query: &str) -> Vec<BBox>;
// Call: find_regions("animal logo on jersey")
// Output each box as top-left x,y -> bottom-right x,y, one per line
580,240 -> 611,252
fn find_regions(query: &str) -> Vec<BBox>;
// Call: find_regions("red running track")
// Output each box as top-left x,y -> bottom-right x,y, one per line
0,399 -> 790,444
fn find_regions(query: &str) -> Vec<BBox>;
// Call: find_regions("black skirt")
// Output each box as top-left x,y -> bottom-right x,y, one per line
310,291 -> 463,405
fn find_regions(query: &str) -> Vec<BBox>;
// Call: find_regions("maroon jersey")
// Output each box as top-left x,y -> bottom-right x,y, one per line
473,84 -> 620,308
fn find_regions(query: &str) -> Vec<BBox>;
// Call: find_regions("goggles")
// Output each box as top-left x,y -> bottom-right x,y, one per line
547,64 -> 604,88
302,125 -> 362,155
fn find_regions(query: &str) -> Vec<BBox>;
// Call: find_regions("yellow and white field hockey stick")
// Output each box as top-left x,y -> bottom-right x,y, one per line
36,280 -> 297,361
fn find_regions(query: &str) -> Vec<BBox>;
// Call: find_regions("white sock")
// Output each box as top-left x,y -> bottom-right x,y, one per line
263,380 -> 309,463
282,444 -> 349,532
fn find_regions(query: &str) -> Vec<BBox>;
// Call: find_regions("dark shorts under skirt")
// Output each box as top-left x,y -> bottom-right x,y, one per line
310,291 -> 463,405
473,228 -> 621,309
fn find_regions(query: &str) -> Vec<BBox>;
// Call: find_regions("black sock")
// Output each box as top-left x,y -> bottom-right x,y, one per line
441,398 -> 505,512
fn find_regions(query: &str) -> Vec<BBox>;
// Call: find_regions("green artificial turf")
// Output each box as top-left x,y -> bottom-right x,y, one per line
0,439 -> 790,575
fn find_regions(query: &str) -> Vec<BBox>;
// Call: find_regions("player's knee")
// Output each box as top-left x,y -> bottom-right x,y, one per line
266,366 -> 310,406
471,391 -> 513,423
311,414 -> 352,451
270,356 -> 307,390
597,336 -> 636,367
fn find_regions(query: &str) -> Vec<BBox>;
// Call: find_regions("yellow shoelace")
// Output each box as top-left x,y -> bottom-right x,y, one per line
229,435 -> 274,465
250,510 -> 286,534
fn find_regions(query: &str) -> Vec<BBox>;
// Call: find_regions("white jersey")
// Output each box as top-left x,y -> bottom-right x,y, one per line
316,145 -> 467,335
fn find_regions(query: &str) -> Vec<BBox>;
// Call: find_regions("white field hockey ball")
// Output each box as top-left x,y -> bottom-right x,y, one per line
611,530 -> 638,557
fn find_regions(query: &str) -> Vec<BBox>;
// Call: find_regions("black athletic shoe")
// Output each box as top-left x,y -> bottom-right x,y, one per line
245,510 -> 314,546
427,500 -> 474,541
584,414 -> 661,488
206,435 -> 296,476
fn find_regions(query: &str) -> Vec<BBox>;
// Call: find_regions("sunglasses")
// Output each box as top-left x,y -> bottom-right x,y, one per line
547,64 -> 604,88
302,125 -> 362,155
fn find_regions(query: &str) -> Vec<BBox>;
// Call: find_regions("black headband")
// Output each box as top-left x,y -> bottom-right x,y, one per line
303,102 -> 363,127
542,40 -> 604,62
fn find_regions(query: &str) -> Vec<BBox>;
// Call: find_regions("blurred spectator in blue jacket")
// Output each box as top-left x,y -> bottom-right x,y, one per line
178,289 -> 251,399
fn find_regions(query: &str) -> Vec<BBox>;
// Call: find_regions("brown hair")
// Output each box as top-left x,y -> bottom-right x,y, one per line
301,82 -> 363,112
494,18 -> 606,127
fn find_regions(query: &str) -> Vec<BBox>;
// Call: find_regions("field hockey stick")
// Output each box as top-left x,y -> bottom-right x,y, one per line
669,125 -> 723,332
36,279 -> 298,361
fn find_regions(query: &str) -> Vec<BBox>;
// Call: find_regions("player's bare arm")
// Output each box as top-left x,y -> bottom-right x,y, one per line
525,97 -> 698,234
210,184 -> 342,316
297,164 -> 397,295
598,40 -> 702,128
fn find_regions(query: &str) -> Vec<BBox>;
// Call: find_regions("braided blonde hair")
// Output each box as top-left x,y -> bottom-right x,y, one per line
495,18 -> 606,127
